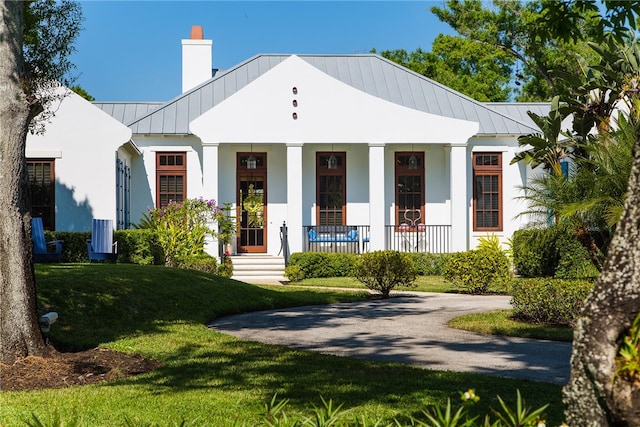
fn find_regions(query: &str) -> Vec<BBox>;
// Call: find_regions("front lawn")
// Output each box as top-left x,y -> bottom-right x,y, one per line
0,265 -> 565,426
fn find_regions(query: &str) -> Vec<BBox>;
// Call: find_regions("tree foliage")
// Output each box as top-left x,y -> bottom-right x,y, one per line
22,0 -> 83,131
376,34 -> 513,101
430,0 -> 601,101
500,1 -> 640,424
70,85 -> 94,101
514,36 -> 640,269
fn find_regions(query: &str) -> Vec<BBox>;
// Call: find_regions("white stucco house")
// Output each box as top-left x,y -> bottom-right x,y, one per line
26,88 -> 139,231
26,26 -> 552,274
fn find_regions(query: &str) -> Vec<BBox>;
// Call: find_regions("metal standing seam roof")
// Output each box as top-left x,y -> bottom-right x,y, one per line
93,102 -> 163,125
114,54 -> 541,136
485,102 -> 552,131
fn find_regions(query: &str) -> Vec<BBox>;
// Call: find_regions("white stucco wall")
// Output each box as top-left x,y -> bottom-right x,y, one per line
26,89 -> 132,231
191,55 -> 478,145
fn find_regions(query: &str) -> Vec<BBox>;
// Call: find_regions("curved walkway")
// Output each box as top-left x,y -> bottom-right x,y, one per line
208,292 -> 571,385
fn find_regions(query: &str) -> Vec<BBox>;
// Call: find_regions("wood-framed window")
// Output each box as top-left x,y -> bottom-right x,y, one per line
473,152 -> 502,231
156,152 -> 186,208
316,152 -> 346,226
395,152 -> 425,227
27,159 -> 55,230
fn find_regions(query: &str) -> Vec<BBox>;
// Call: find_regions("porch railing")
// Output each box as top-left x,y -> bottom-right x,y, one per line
304,225 -> 370,254
303,224 -> 451,254
384,225 -> 451,253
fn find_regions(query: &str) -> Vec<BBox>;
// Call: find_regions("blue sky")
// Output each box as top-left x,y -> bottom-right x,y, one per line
71,1 -> 454,102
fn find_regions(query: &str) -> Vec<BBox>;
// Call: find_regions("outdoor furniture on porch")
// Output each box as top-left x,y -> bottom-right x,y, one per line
87,219 -> 118,262
307,226 -> 368,253
31,217 -> 63,263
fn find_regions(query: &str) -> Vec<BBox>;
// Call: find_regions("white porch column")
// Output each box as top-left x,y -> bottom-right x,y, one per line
449,143 -> 468,252
202,143 -> 220,256
369,143 -> 386,251
286,143 -> 304,254
202,143 -> 219,200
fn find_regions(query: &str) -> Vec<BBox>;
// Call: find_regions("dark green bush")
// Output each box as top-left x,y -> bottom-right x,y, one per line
284,264 -> 303,282
217,254 -> 233,278
47,231 -> 91,262
114,229 -> 164,265
175,253 -> 219,274
511,228 -> 554,278
554,230 -> 600,279
285,252 -> 358,280
510,278 -> 594,326
354,250 -> 416,298
442,249 -> 511,294
512,224 -> 599,279
285,251 -> 449,281
46,229 -> 169,265
408,252 -> 453,276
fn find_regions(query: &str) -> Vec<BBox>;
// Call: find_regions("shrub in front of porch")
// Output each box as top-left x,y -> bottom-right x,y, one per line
443,249 -> 511,294
354,250 -> 416,298
409,252 -> 454,276
285,252 -> 358,280
174,253 -> 219,274
47,229 -> 164,264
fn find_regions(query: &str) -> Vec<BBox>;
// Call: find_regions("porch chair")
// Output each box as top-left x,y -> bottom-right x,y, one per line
31,217 -> 63,263
87,219 -> 118,262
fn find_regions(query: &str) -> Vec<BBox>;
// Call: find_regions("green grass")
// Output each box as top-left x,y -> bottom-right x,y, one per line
0,265 -> 564,426
293,275 -> 467,294
448,310 -> 574,342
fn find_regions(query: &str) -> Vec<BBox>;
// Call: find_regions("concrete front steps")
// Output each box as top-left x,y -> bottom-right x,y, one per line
230,255 -> 287,283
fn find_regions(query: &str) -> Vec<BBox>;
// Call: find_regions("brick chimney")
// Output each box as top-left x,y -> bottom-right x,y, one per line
181,25 -> 213,93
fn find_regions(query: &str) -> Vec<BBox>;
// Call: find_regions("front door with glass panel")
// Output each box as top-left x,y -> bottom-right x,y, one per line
237,152 -> 267,253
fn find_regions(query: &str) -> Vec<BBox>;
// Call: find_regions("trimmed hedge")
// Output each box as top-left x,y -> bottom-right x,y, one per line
285,252 -> 358,280
512,224 -> 599,279
175,253 -> 219,274
408,252 -> 454,276
442,249 -> 511,294
510,278 -> 594,326
45,229 -> 165,265
285,251 -> 451,281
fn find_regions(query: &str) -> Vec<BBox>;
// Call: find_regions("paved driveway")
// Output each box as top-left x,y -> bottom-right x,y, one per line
208,292 -> 571,384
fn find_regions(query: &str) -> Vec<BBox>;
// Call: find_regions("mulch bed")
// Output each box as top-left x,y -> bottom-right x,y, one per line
0,347 -> 161,391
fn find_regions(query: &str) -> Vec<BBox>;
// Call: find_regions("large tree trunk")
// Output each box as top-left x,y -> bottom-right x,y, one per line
0,0 -> 47,365
564,117 -> 640,425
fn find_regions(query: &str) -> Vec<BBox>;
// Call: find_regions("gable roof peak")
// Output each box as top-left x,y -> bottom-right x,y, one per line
128,53 -> 538,135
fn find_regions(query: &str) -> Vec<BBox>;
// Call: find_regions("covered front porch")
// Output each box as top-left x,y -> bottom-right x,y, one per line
204,141 -> 469,258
